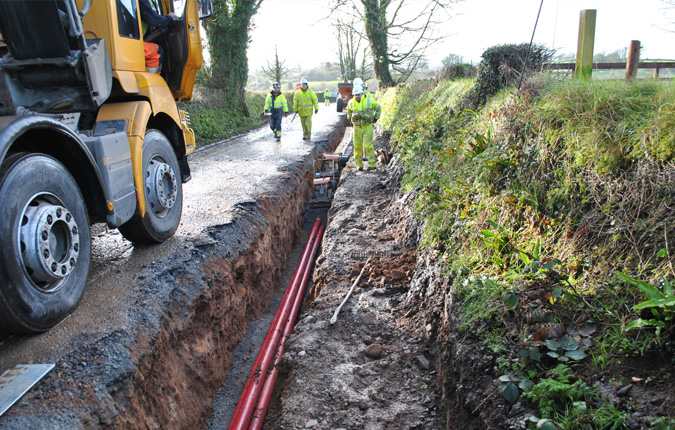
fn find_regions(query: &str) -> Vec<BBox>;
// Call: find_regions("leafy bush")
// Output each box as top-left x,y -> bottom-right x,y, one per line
464,43 -> 554,109
438,63 -> 477,81
616,271 -> 675,335
523,377 -> 597,419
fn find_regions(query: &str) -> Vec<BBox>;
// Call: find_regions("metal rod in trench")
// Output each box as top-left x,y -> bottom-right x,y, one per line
329,256 -> 372,325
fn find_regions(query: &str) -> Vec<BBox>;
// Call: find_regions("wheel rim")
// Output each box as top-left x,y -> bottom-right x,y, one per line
145,155 -> 178,218
20,194 -> 80,292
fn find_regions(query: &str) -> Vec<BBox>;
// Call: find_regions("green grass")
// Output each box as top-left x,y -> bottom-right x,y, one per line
180,88 -> 269,147
378,75 -> 675,428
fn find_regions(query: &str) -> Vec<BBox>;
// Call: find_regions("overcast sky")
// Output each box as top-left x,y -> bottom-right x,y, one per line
246,0 -> 675,72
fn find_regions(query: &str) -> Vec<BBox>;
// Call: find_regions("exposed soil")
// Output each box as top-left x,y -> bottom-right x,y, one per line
267,134 -> 444,429
0,114 -> 346,429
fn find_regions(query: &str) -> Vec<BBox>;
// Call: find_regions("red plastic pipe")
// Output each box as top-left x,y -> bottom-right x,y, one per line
228,220 -> 319,429
237,217 -> 320,390
229,218 -> 320,429
248,224 -> 325,430
228,218 -> 322,430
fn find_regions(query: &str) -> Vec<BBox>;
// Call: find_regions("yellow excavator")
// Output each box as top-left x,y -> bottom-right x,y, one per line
0,0 -> 212,332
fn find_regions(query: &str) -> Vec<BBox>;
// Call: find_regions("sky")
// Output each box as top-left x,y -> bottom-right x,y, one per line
246,0 -> 675,72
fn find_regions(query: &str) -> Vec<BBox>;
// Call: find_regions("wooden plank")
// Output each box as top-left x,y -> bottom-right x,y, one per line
544,61 -> 675,71
575,9 -> 597,80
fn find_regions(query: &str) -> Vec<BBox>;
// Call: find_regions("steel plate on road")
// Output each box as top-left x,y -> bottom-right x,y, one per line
0,363 -> 54,417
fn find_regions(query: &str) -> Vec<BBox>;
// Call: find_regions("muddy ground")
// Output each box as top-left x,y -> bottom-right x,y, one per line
265,134 -> 443,429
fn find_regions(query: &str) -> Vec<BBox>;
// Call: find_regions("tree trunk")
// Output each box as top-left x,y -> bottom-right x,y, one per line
361,0 -> 395,87
205,0 -> 263,113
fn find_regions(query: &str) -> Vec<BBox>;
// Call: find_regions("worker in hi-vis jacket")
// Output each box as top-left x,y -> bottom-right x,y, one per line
264,82 -> 289,140
347,85 -> 381,171
293,77 -> 319,141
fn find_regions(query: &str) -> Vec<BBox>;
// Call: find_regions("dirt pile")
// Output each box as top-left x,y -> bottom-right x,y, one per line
269,135 -> 444,429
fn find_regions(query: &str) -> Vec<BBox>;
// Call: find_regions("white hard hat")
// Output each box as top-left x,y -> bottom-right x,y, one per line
353,78 -> 363,86
353,85 -> 364,95
301,77 -> 308,84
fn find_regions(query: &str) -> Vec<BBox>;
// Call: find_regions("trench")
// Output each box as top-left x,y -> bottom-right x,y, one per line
0,115 -> 465,430
205,127 -> 354,429
110,121 -> 353,429
249,130 -> 448,429
0,117 -> 360,430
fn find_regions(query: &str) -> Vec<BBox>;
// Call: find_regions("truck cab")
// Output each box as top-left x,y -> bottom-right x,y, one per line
0,0 -> 211,333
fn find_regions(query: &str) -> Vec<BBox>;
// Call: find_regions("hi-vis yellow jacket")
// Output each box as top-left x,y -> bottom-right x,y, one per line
293,87 -> 319,116
347,94 -> 381,126
265,91 -> 288,112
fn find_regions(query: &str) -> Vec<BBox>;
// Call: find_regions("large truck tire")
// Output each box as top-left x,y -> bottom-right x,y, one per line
0,153 -> 91,333
337,98 -> 344,112
119,129 -> 183,243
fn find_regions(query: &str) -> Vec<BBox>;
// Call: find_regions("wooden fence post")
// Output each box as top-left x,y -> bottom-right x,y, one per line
574,9 -> 596,81
625,40 -> 640,81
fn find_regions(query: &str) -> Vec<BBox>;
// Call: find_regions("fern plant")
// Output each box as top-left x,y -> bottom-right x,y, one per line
615,272 -> 675,334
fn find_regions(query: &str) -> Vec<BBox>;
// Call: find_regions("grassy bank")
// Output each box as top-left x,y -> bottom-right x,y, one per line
379,76 -> 675,429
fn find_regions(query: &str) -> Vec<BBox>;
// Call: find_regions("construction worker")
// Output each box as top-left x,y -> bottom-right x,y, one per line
140,0 -> 178,73
347,85 -> 381,171
264,82 -> 289,140
362,81 -> 371,97
353,77 -> 372,98
324,88 -> 331,106
293,77 -> 319,141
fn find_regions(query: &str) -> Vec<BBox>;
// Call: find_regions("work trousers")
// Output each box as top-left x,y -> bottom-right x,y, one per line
143,42 -> 163,73
325,98 -> 330,106
270,108 -> 283,137
353,124 -> 376,168
300,115 -> 312,139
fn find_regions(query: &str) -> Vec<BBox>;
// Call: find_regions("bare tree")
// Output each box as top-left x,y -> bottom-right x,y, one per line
261,45 -> 290,85
335,17 -> 359,82
442,53 -> 464,67
659,0 -> 675,33
331,0 -> 459,87
334,16 -> 373,82
356,48 -> 374,81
